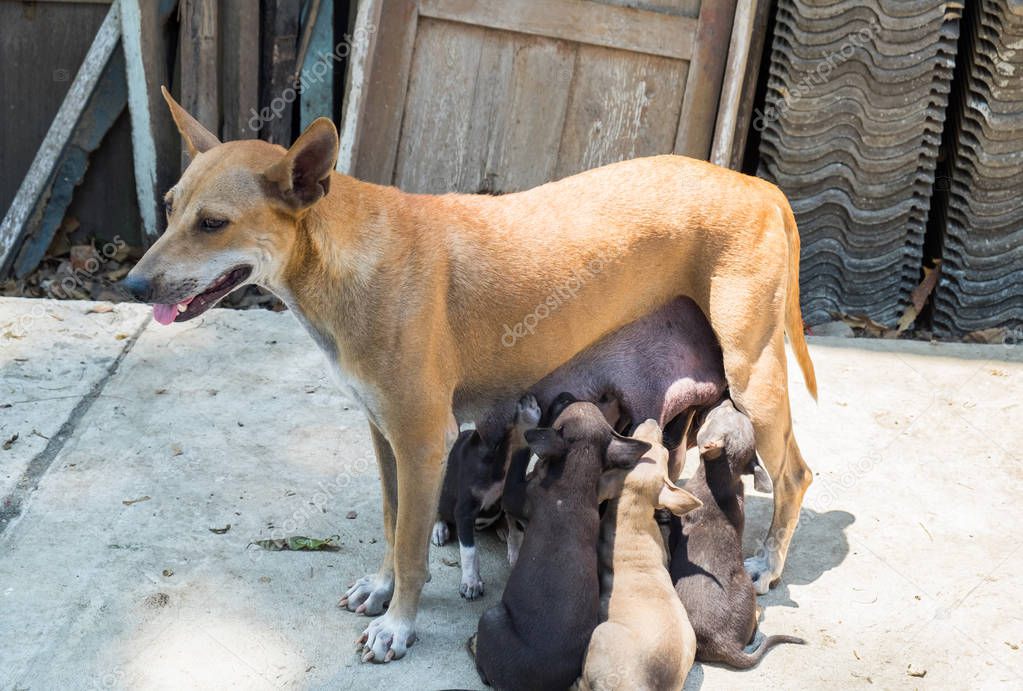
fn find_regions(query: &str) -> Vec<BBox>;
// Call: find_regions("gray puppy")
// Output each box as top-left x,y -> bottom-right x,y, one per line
669,398 -> 803,668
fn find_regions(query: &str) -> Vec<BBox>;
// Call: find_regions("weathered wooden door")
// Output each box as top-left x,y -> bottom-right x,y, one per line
343,0 -> 736,193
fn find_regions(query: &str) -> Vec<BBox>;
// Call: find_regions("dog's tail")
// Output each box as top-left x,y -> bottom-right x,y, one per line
781,202 -> 818,400
718,633 -> 806,670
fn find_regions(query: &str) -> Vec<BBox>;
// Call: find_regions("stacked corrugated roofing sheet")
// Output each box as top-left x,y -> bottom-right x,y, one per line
934,0 -> 1023,335
759,0 -> 963,326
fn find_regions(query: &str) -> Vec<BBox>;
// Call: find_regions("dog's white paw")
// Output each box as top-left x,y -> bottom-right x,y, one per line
460,572 -> 485,600
339,573 -> 395,615
357,612 -> 417,663
516,394 -> 542,428
459,543 -> 484,600
744,554 -> 777,595
431,520 -> 450,546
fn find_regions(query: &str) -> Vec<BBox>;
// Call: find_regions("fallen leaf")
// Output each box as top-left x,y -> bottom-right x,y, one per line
86,304 -> 114,314
910,260 -> 941,312
122,495 -> 151,506
964,327 -> 1007,344
162,568 -> 174,577
346,510 -> 358,519
170,444 -> 183,456
907,665 -> 926,678
441,557 -> 459,567
1006,641 -> 1019,651
209,524 -> 231,534
115,333 -> 129,340
155,388 -> 167,395
248,535 -> 341,552
2,433 -> 17,450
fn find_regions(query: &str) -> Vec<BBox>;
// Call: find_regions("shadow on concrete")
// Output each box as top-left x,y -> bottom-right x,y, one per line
743,496 -> 855,610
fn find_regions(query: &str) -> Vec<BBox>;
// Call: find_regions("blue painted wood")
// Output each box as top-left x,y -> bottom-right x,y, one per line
301,0 -> 335,131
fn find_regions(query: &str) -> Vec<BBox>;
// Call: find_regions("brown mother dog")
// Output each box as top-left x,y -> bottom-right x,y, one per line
121,89 -> 817,662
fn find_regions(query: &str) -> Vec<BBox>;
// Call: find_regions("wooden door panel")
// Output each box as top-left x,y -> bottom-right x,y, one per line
346,0 -> 736,193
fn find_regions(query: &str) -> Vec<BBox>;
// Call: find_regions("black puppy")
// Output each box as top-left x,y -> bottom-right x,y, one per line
473,400 -> 650,691
433,395 -> 541,598
669,398 -> 803,668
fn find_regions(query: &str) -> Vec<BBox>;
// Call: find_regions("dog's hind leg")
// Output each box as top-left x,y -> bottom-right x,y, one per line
704,257 -> 812,594
340,423 -> 398,614
722,323 -> 812,594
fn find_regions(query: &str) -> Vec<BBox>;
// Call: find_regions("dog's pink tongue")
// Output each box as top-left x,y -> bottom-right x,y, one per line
152,296 -> 193,325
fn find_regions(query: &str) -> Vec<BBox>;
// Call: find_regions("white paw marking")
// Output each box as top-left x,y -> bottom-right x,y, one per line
459,543 -> 484,600
431,520 -> 450,546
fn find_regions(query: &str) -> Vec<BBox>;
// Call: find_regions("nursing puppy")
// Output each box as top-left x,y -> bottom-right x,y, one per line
432,395 -> 541,599
473,402 -> 650,691
669,399 -> 804,668
581,418 -> 701,691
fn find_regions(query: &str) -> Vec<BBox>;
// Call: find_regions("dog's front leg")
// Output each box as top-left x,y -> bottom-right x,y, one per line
357,408 -> 457,662
340,424 -> 398,614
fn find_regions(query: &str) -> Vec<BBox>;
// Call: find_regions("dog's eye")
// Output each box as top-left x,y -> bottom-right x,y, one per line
199,218 -> 228,232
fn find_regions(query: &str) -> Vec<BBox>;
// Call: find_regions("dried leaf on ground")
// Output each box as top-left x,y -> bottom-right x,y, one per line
2,433 -> 18,450
248,535 -> 341,552
122,496 -> 151,506
964,327 -> 1007,345
209,524 -> 231,534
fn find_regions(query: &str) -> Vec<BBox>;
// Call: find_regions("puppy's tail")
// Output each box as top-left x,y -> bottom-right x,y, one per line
719,632 -> 805,670
781,202 -> 818,400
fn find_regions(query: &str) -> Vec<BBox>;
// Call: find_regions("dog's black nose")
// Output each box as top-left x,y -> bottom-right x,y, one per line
117,275 -> 153,302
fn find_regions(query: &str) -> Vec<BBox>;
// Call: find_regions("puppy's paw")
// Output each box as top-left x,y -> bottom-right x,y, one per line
357,612 -> 417,663
339,573 -> 395,615
515,394 -> 542,429
460,573 -> 485,600
431,520 -> 450,546
743,554 -> 777,595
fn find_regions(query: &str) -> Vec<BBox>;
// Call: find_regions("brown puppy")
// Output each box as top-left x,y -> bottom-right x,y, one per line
581,418 -> 701,691
121,90 -> 815,661
669,399 -> 804,669
473,402 -> 650,691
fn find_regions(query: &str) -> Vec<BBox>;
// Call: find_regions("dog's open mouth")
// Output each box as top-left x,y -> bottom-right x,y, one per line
152,265 -> 253,325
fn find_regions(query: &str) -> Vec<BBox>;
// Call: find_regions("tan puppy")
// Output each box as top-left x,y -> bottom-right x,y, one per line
582,418 -> 701,691
120,89 -> 816,662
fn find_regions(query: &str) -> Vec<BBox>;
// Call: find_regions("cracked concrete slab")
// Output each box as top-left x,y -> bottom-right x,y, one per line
1,298 -> 1021,689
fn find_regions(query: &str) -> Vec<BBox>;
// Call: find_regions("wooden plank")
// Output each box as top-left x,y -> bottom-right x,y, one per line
393,18 -> 484,192
337,0 -> 383,173
484,35 -> 576,192
221,0 -> 260,140
674,0 -> 737,160
259,0 -> 302,146
709,0 -> 754,169
121,0 -> 177,243
556,44 -> 688,179
14,48 -> 128,277
721,0 -> 772,171
0,1 -> 121,276
420,0 -> 698,61
349,0 -> 418,183
178,0 -> 219,167
593,0 -> 700,17
300,0 -> 335,130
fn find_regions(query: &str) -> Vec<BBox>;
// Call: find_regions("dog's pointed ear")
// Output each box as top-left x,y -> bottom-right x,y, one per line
658,481 -> 702,516
751,456 -> 773,493
264,117 -> 339,209
161,85 -> 221,157
606,435 -> 651,470
525,427 -> 567,460
598,467 -> 629,502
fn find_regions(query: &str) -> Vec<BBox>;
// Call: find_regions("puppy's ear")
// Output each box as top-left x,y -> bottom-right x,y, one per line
751,456 -> 773,493
605,435 -> 651,469
161,85 -> 221,157
658,482 -> 702,516
264,117 -> 339,209
525,427 -> 567,459
598,467 -> 629,502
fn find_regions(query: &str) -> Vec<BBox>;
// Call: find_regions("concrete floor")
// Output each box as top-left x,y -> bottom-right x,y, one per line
1,297 -> 1022,690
